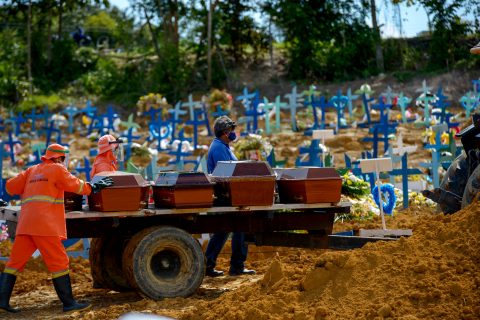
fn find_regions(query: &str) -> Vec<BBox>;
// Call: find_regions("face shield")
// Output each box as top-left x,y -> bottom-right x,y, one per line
110,138 -> 125,162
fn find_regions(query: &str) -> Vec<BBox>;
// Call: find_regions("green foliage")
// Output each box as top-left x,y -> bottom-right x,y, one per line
17,94 -> 64,112
0,29 -> 27,107
341,172 -> 371,199
84,11 -> 118,45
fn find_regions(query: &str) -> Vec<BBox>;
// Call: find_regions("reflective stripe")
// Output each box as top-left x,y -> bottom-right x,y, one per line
52,269 -> 69,278
3,267 -> 18,275
21,195 -> 64,205
77,180 -> 84,194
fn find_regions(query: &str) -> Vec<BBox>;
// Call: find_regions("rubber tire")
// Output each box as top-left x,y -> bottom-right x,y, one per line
89,236 -> 132,292
462,163 -> 480,208
122,226 -> 205,300
438,153 -> 469,213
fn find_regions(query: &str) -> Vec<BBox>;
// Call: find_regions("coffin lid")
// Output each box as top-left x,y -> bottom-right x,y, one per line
274,167 -> 341,180
211,161 -> 274,177
91,171 -> 150,188
154,171 -> 213,186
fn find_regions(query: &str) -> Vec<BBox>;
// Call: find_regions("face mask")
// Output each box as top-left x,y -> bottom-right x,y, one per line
228,131 -> 237,141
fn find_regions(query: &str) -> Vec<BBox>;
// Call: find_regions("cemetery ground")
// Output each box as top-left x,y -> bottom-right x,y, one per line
0,108 -> 479,319
1,70 -> 480,319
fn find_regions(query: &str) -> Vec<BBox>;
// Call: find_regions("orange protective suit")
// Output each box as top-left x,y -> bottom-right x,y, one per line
90,150 -> 117,177
5,157 -> 92,275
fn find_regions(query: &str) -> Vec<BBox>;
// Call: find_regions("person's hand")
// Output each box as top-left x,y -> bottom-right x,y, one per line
0,199 -> 7,207
89,177 -> 114,194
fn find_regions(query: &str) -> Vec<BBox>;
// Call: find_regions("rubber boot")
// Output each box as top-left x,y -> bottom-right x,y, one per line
52,274 -> 91,312
0,273 -> 20,313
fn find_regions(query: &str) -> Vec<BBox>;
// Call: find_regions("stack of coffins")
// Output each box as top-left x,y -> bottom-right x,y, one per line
152,171 -> 214,208
88,171 -> 150,212
274,167 -> 342,204
64,192 -> 83,211
210,161 -> 276,206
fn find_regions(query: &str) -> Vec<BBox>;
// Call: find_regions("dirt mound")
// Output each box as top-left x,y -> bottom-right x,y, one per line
182,203 -> 480,320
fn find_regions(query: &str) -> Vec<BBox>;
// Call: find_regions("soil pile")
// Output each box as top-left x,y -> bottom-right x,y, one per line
182,204 -> 480,320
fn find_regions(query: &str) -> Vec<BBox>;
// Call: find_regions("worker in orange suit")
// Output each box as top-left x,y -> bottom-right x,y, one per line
0,143 -> 113,313
90,134 -> 124,177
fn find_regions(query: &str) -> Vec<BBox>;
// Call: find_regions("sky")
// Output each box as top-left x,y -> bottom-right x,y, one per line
107,1 -> 471,39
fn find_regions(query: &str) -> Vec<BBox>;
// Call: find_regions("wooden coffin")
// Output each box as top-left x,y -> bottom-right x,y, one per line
275,167 -> 342,204
152,171 -> 214,208
64,192 -> 83,211
88,171 -> 150,212
210,161 -> 276,206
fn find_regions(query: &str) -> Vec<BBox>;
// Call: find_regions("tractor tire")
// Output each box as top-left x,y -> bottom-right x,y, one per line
438,153 -> 469,213
122,226 -> 205,300
89,236 -> 132,292
462,163 -> 480,208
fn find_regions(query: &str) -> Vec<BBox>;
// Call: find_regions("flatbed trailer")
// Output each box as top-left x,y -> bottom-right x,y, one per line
0,202 -> 392,300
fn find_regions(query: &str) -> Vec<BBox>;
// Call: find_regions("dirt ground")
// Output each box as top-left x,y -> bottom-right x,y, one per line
1,71 -> 480,319
1,202 -> 478,320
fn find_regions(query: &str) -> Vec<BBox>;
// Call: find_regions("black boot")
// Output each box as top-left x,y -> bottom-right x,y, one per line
52,274 -> 91,312
0,273 -> 20,313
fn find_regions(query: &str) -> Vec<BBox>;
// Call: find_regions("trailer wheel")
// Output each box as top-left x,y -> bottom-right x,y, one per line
462,163 -> 480,208
89,236 -> 132,292
122,226 -> 205,299
438,153 -> 469,213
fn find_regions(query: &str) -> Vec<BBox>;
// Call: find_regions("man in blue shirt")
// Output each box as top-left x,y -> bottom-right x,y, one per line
205,116 -> 256,277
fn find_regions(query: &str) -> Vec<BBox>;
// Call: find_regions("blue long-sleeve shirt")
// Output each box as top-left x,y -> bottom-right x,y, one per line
207,138 -> 238,173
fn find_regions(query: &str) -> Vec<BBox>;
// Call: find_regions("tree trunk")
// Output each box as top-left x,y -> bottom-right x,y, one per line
370,0 -> 384,73
27,0 -> 33,94
46,8 -> 53,66
143,6 -> 161,59
58,0 -> 63,38
207,0 -> 212,87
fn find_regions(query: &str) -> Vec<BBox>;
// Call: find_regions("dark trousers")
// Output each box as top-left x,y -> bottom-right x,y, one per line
205,232 -> 248,272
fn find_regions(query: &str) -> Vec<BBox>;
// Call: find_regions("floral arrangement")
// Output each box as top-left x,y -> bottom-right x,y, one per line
0,223 -> 9,242
208,89 -> 232,114
341,172 -> 371,199
136,93 -> 170,118
233,134 -> 272,161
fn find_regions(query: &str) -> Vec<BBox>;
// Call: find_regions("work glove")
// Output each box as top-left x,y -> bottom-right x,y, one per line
0,199 -> 7,207
89,177 -> 114,194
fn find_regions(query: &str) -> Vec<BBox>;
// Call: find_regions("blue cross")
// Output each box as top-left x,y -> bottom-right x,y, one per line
41,106 -> 52,133
362,113 -> 398,158
273,95 -> 288,132
387,150 -> 422,208
87,113 -> 107,135
267,148 -> 286,168
304,95 -> 328,132
200,103 -> 213,136
103,105 -> 119,132
167,102 -> 187,138
82,101 -> 97,118
26,108 -> 44,133
74,157 -> 92,182
328,90 -> 349,131
358,94 -> 376,127
459,92 -> 478,118
346,88 -> 359,121
244,90 -> 264,133
211,104 -> 230,118
284,85 -> 303,132
143,107 -> 161,123
62,105 -> 81,134
44,120 -> 67,146
186,109 -> 208,149
397,92 -> 412,124
420,123 -> 449,188
182,94 -> 201,121
295,139 -> 323,167
371,96 -> 393,121
236,87 -> 256,108
149,114 -> 172,150
432,86 -> 450,124
7,112 -> 27,136
168,142 -> 195,167
120,127 -> 142,162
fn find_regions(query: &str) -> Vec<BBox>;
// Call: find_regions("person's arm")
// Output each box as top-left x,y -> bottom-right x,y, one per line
5,167 -> 31,196
55,165 -> 93,195
92,162 -> 115,176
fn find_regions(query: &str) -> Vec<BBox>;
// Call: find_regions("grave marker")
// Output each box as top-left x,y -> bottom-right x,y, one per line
284,85 -> 304,132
